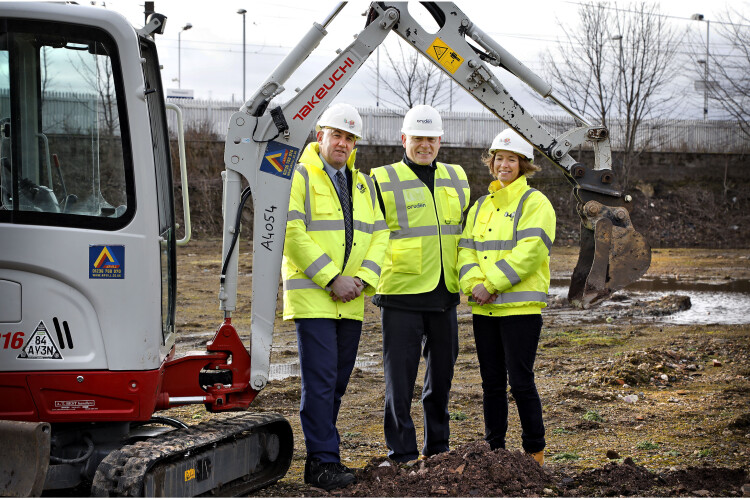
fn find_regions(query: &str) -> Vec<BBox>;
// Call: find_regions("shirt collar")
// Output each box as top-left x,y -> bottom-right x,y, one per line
320,155 -> 346,180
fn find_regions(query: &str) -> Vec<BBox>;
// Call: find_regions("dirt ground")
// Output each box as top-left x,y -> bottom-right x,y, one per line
163,241 -> 750,497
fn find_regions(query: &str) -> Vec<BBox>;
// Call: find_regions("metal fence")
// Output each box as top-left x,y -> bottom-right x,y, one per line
2,89 -> 746,153
167,98 -> 749,153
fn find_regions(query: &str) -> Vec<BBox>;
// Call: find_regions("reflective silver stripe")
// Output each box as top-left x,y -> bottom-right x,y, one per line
374,220 -> 389,231
379,165 -> 425,231
475,239 -> 514,252
362,174 -> 377,210
284,278 -> 321,291
305,254 -> 332,278
496,259 -> 521,286
377,176 -> 425,193
458,238 -> 475,250
390,226 -> 439,239
354,219 -> 374,234
473,196 -> 487,227
517,227 -> 553,253
440,224 -> 462,236
361,259 -> 381,276
297,165 -> 312,227
512,188 -> 538,246
287,210 -> 306,223
441,164 -> 468,213
307,219 -> 343,232
490,291 -> 548,305
459,263 -> 479,279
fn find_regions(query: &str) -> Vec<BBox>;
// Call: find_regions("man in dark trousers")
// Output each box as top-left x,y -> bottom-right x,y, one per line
370,104 -> 470,463
283,103 -> 388,489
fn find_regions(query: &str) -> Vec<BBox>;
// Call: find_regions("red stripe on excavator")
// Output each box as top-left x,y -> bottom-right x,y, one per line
0,369 -> 163,422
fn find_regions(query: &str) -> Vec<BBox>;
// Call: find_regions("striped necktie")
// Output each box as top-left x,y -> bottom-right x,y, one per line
336,169 -> 353,267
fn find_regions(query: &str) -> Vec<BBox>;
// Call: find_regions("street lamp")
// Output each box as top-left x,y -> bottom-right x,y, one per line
610,35 -> 624,117
691,13 -> 710,121
237,9 -> 247,102
178,23 -> 193,89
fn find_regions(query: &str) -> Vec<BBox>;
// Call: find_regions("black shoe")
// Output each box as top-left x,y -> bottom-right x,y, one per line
304,457 -> 355,491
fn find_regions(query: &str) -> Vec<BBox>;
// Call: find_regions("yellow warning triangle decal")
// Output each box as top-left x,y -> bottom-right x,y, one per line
433,45 -> 449,60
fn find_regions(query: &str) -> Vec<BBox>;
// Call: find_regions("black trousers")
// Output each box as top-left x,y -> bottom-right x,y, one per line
381,307 -> 459,462
472,313 -> 545,453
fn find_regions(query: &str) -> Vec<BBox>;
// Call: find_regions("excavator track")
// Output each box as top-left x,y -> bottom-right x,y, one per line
91,412 -> 292,497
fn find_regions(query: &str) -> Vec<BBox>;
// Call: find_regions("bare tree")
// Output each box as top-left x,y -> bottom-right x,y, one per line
541,3 -> 618,128
70,49 -> 119,136
543,2 -> 683,189
705,6 -> 750,139
370,39 -> 452,109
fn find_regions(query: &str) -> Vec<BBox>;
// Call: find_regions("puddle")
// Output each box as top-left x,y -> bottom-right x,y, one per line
549,278 -> 750,325
269,357 -> 380,381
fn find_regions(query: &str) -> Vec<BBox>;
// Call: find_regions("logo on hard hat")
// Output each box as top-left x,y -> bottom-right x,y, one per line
345,119 -> 355,129
502,138 -> 511,145
416,119 -> 433,124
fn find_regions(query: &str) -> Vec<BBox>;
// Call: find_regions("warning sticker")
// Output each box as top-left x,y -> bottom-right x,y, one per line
428,37 -> 464,74
89,245 -> 125,279
18,321 -> 62,360
259,140 -> 300,180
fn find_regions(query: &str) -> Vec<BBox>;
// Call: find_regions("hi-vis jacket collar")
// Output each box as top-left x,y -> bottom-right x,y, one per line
488,175 -> 528,209
303,141 -> 358,172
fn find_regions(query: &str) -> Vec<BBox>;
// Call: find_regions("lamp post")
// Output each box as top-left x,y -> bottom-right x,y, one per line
691,13 -> 710,121
178,23 -> 193,89
610,35 -> 624,119
237,9 -> 247,102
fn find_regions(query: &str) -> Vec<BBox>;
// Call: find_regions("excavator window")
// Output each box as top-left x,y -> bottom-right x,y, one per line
0,20 -> 134,230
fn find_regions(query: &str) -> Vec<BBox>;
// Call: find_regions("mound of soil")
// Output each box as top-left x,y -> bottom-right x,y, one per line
343,441 -> 551,497
332,442 -> 749,498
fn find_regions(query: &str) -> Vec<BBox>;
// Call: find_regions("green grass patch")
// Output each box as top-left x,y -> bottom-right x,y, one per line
697,449 -> 711,457
636,441 -> 660,450
552,427 -> 574,436
583,410 -> 604,422
551,452 -> 580,462
449,410 -> 468,421
342,431 -> 361,438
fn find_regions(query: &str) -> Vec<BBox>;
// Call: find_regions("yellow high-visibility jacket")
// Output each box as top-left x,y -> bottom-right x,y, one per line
458,176 -> 556,316
371,161 -> 470,294
282,142 -> 389,320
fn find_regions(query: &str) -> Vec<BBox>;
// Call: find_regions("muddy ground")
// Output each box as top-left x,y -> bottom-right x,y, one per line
163,242 -> 750,497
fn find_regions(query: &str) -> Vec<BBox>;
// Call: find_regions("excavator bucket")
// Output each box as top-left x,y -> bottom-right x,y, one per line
568,200 -> 651,308
0,421 -> 51,496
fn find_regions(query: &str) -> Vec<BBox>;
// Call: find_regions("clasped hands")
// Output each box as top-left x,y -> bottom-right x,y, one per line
472,283 -> 498,306
330,275 -> 365,303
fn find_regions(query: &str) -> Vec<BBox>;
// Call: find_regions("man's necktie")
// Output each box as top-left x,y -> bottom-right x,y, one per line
336,169 -> 353,268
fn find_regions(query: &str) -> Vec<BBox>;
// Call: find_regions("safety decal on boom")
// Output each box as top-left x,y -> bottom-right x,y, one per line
429,37 -> 464,74
260,141 -> 300,180
89,245 -> 125,279
17,321 -> 62,360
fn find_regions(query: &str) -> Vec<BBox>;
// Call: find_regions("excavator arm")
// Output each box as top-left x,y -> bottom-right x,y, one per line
215,1 -> 650,398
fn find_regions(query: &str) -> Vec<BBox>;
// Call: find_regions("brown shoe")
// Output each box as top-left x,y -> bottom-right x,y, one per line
528,451 -> 544,466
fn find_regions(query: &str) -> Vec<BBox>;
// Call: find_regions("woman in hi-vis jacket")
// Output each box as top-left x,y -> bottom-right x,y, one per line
457,128 -> 556,466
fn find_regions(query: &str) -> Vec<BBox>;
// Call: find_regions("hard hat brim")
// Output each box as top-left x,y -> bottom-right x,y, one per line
402,129 -> 444,137
489,148 -> 533,161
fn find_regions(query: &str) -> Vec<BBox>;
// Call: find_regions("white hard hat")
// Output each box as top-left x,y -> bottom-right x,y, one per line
316,103 -> 363,140
401,104 -> 443,137
489,129 -> 534,161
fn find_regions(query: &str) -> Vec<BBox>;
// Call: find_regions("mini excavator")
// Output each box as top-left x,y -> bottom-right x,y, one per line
0,2 -> 649,496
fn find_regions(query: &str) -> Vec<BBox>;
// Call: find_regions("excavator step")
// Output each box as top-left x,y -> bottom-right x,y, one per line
91,412 -> 292,497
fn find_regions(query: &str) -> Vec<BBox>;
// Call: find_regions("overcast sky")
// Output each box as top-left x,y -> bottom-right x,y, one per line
62,1 -> 742,119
